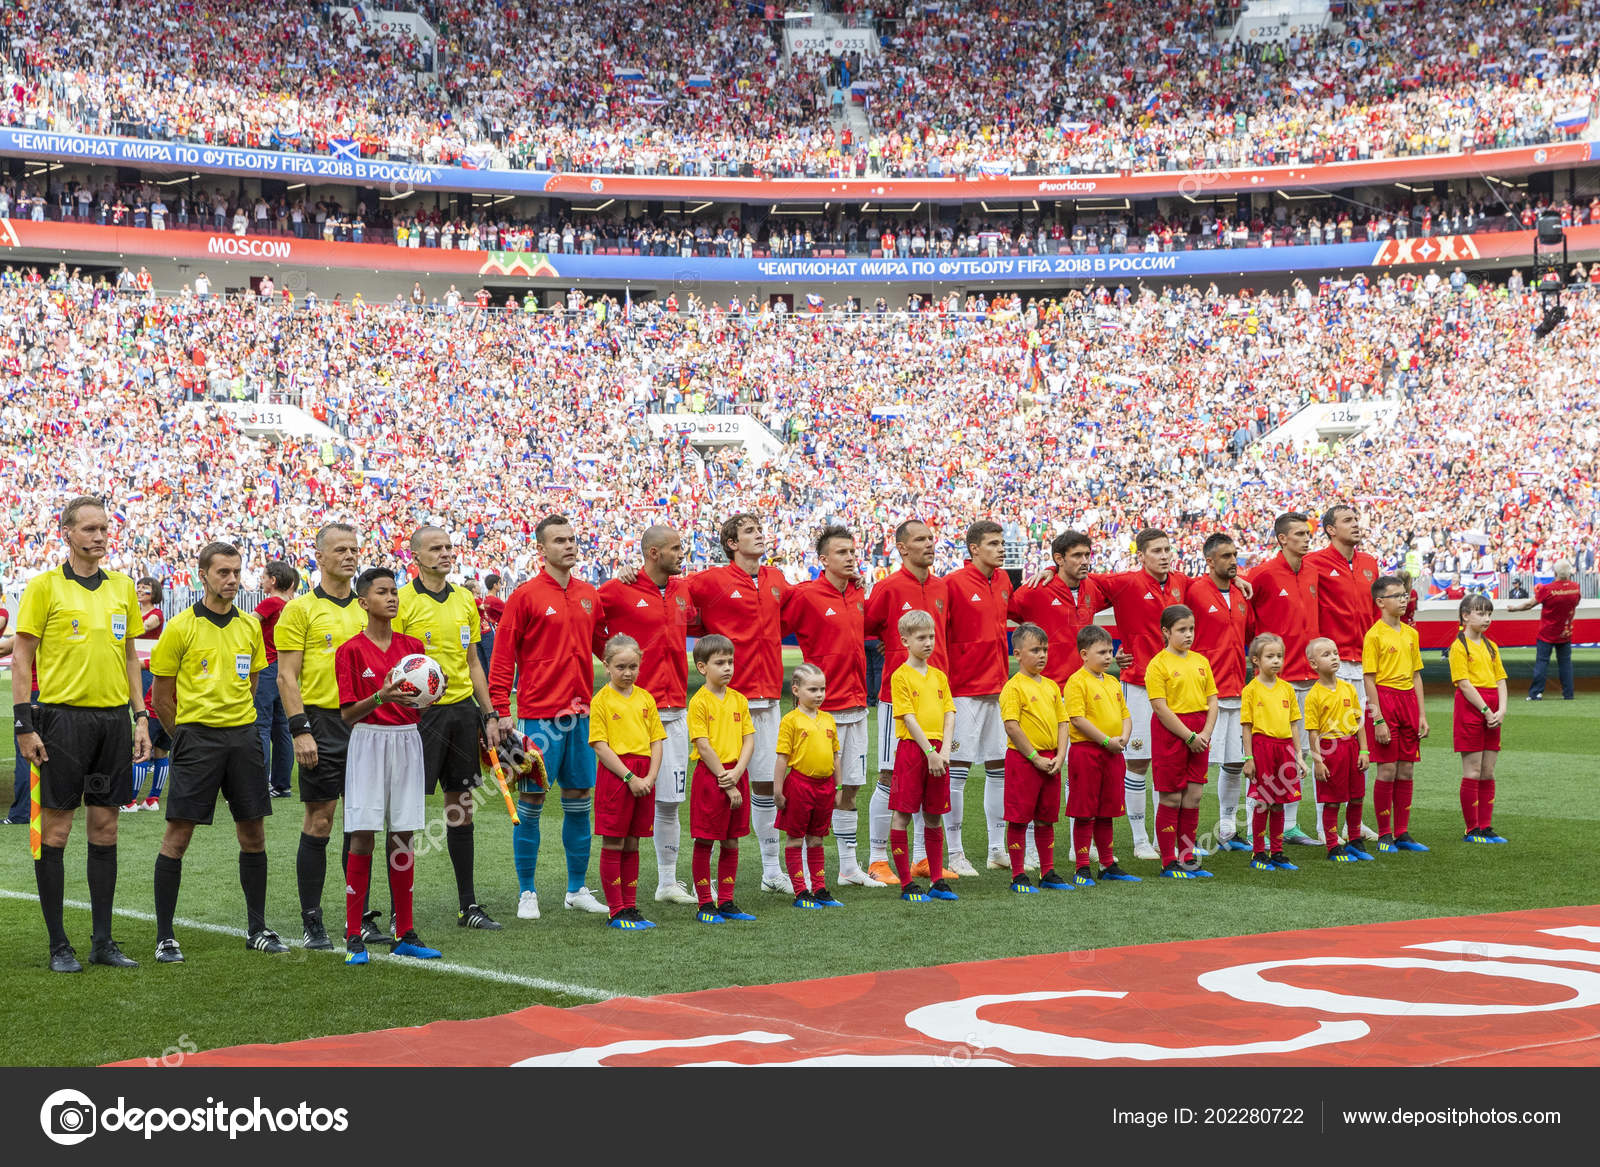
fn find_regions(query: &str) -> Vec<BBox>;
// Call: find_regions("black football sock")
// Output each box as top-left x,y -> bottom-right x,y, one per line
447,822 -> 476,911
239,849 -> 268,935
35,843 -> 67,948
86,842 -> 117,944
153,853 -> 181,942
296,832 -> 328,916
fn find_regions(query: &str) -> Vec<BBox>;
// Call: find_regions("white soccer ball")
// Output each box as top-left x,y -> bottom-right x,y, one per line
389,654 -> 446,709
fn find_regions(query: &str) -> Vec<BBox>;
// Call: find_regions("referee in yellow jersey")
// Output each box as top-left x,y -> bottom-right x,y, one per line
275,523 -> 367,950
396,525 -> 504,929
12,497 -> 151,972
148,542 -> 289,962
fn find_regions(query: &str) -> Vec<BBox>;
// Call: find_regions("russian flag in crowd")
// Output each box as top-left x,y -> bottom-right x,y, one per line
616,67 -> 646,82
805,293 -> 826,311
686,73 -> 713,89
1554,106 -> 1591,133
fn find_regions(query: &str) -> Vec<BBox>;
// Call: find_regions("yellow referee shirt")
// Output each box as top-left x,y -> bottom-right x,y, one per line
16,563 -> 141,706
776,708 -> 839,778
1304,678 -> 1363,740
1144,648 -> 1217,715
275,587 -> 367,708
1064,667 -> 1131,742
688,685 -> 752,766
891,662 -> 955,741
999,671 -> 1066,752
1362,619 -> 1422,690
589,683 -> 667,757
395,579 -> 481,705
148,603 -> 266,727
1449,637 -> 1507,690
1241,676 -> 1299,740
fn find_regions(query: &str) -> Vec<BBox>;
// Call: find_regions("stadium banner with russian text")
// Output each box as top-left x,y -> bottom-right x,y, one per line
2,219 -> 1597,285
0,127 -> 1590,204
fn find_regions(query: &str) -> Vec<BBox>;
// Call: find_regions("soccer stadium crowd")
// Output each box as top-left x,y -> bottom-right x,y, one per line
7,161 -> 1595,259
0,0 -> 1594,177
1,270 -> 1595,599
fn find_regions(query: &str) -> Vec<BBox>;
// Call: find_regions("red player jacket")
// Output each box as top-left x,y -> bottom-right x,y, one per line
1007,573 -> 1104,684
863,567 -> 949,703
783,575 -> 868,710
1245,554 -> 1318,683
488,571 -> 605,719
685,563 -> 792,701
596,572 -> 692,709
943,561 -> 1013,697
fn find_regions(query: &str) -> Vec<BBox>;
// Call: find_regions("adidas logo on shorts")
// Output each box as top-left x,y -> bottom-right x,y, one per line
361,668 -> 375,678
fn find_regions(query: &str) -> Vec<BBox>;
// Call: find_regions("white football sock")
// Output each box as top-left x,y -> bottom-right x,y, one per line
653,801 -> 682,888
1282,798 -> 1303,836
750,795 -> 781,878
1216,764 -> 1244,839
868,781 -> 892,864
984,764 -> 1006,855
833,808 -> 859,875
945,764 -> 968,857
911,811 -> 927,862
1125,769 -> 1149,847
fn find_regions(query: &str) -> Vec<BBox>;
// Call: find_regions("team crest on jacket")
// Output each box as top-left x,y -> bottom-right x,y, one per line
675,595 -> 687,609
1363,569 -> 1374,580
580,598 -> 593,613
770,586 -> 781,600
934,599 -> 945,611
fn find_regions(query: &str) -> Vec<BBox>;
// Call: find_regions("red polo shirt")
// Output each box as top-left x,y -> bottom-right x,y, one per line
942,561 -> 1014,697
685,563 -> 791,701
1007,573 -> 1103,684
1245,553 -> 1318,683
1305,544 -> 1380,660
1185,575 -> 1255,698
863,567 -> 949,702
783,575 -> 867,710
1534,579 -> 1583,643
1096,568 -> 1190,687
596,572 -> 691,709
488,570 -> 605,719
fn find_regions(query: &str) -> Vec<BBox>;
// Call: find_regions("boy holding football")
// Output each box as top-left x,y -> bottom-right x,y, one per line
335,568 -> 441,965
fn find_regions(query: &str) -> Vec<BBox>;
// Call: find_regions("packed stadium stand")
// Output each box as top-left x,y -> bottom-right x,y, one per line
1,0 -> 1594,176
0,0 -> 1596,606
0,275 -> 1594,594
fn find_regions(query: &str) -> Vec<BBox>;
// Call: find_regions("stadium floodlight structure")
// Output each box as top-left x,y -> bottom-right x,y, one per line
1532,213 -> 1568,338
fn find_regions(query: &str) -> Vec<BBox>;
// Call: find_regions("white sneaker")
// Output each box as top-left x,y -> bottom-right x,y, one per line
516,891 -> 540,920
948,853 -> 981,878
1360,822 -> 1380,841
760,873 -> 795,895
563,887 -> 608,914
1132,841 -> 1160,861
839,867 -> 886,888
654,881 -> 697,905
986,849 -> 1010,871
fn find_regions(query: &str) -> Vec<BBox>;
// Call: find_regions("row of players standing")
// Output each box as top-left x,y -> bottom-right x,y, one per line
489,504 -> 1407,913
10,496 -> 1478,967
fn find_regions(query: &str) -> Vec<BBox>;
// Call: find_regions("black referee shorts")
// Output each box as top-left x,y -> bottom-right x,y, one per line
298,706 -> 351,804
166,724 -> 271,825
422,698 -> 485,794
32,704 -> 134,810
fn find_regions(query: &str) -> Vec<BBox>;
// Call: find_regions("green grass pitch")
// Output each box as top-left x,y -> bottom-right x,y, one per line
0,652 -> 1594,1066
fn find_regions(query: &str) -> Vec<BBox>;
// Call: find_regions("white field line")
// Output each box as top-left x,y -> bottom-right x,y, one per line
0,888 -> 616,1000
